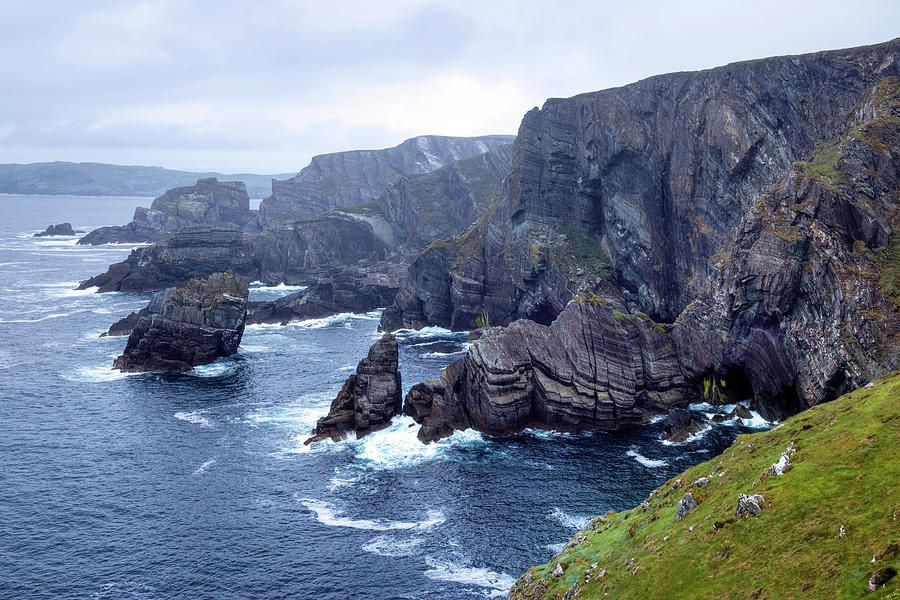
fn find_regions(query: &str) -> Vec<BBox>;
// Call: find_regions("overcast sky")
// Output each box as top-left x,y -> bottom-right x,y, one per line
2,0 -> 899,173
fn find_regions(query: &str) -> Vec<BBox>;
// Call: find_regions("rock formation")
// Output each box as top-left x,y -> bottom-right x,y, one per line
261,134 -> 513,227
113,271 -> 248,373
398,40 -> 900,440
661,408 -> 706,443
34,222 -> 80,237
305,334 -> 402,443
102,287 -> 175,337
78,178 -> 257,245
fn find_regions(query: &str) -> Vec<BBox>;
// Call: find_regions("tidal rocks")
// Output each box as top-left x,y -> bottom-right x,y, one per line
675,493 -> 698,521
305,334 -> 402,443
34,222 -> 80,237
661,408 -> 707,443
404,300 -> 689,443
261,135 -> 514,227
113,271 -> 249,373
79,178 -> 256,245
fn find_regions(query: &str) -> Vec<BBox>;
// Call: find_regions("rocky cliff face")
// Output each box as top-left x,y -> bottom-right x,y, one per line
113,271 -> 248,373
78,178 -> 256,245
383,39 -> 900,333
260,134 -> 514,227
397,41 -> 900,440
305,334 -> 402,443
375,144 -> 513,246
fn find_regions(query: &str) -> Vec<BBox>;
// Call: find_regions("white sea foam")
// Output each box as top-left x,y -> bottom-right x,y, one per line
0,312 -> 71,323
549,507 -> 593,530
350,416 -> 487,470
544,542 -> 565,554
393,325 -> 469,343
423,557 -> 516,598
626,449 -> 669,468
422,349 -> 468,358
301,498 -> 445,531
188,361 -> 237,377
238,344 -> 267,353
174,411 -> 213,427
57,286 -> 98,297
361,535 -> 424,557
62,365 -> 135,383
194,459 -> 216,474
249,282 -> 307,292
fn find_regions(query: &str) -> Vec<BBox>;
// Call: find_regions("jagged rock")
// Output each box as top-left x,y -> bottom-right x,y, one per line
102,287 -> 175,337
735,493 -> 766,517
113,271 -> 248,373
404,300 -> 689,443
305,334 -> 402,443
551,563 -> 564,578
692,477 -> 709,488
34,222 -> 80,237
79,178 -> 256,245
261,135 -> 513,227
676,493 -> 699,521
662,408 -> 707,443
767,442 -> 795,476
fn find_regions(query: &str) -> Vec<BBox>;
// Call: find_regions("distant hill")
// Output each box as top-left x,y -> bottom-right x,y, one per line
0,162 -> 294,199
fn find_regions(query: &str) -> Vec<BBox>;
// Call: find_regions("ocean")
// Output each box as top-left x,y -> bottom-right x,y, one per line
0,194 -> 770,599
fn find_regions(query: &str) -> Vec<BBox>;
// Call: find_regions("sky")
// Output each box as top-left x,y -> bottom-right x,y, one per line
1,1 -> 899,174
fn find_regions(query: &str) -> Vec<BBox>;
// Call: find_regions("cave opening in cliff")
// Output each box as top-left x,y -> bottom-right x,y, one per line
528,300 -> 559,326
822,369 -> 851,402
723,366 -> 755,403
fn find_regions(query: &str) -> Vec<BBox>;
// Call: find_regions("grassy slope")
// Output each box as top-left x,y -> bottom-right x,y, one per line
510,370 -> 900,600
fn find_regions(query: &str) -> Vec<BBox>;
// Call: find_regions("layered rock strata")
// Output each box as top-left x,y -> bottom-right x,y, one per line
113,271 -> 249,373
305,334 -> 402,443
79,178 -> 257,245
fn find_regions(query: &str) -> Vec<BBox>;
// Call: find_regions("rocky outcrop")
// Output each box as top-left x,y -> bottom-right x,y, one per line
79,228 -> 258,292
102,287 -> 175,337
398,41 -> 900,441
261,135 -> 514,227
113,271 -> 248,373
305,334 -> 402,443
383,39 -> 900,333
661,408 -> 706,443
78,178 -> 256,245
34,222 -> 80,237
404,299 -> 688,442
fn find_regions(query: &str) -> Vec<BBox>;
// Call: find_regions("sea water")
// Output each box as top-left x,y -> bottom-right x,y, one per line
0,195 -> 770,599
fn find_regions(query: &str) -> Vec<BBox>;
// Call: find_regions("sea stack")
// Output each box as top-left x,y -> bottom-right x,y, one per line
305,333 -> 402,443
113,270 -> 249,373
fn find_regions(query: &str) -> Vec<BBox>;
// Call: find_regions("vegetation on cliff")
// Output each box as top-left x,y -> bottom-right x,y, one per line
510,370 -> 900,600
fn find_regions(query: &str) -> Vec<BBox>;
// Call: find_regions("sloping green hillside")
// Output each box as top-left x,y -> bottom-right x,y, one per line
510,371 -> 900,600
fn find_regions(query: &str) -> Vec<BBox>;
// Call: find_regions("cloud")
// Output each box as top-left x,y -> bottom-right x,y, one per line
1,0 -> 899,172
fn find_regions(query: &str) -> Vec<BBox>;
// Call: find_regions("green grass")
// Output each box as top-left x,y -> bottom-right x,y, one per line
877,232 -> 900,308
510,370 -> 900,600
550,225 -> 610,281
792,138 -> 851,194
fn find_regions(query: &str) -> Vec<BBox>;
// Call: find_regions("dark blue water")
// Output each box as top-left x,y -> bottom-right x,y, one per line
0,195 -> 769,599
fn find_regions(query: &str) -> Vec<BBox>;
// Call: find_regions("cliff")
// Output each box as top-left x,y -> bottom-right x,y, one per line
78,178 -> 257,245
386,39 -> 900,438
508,369 -> 900,600
260,134 -> 514,227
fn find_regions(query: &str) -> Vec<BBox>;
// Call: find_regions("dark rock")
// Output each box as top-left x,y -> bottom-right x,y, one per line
662,408 -> 706,443
112,271 -> 248,373
733,404 -> 753,420
676,493 -> 698,521
79,178 -> 256,245
404,300 -> 689,443
102,287 -> 175,337
34,222 -> 81,237
262,135 -> 514,227
870,568 -> 896,590
305,334 -> 402,443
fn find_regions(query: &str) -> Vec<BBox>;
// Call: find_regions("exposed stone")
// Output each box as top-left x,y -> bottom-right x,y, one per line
305,334 -> 402,443
662,408 -> 707,443
79,178 -> 256,245
676,493 -> 699,521
692,477 -> 709,488
102,287 -> 175,337
552,563 -> 564,578
34,222 -> 80,237
735,493 -> 766,517
112,271 -> 248,373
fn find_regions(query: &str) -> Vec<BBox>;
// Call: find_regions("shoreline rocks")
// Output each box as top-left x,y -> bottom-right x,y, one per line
113,271 -> 248,373
305,333 -> 402,443
35,223 -> 81,237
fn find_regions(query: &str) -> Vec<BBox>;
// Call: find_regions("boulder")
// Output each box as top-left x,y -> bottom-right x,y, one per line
305,334 -> 402,443
662,408 -> 707,443
735,494 -> 766,517
112,271 -> 248,373
676,493 -> 698,521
